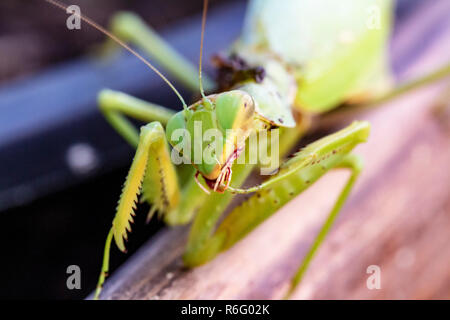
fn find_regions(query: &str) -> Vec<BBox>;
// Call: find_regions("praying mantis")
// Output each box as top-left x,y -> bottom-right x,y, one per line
43,0 -> 450,300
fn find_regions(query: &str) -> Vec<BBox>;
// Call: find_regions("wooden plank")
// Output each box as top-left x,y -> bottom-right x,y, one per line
97,0 -> 450,299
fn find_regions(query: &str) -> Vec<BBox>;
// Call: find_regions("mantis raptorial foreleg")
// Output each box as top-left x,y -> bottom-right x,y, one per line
108,12 -> 215,92
95,122 -> 180,299
182,122 -> 369,298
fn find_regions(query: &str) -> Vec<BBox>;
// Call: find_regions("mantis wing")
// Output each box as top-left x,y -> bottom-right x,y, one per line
239,0 -> 393,112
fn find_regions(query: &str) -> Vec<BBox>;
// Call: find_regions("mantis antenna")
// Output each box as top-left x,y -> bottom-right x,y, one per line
198,0 -> 210,102
44,0 -> 188,110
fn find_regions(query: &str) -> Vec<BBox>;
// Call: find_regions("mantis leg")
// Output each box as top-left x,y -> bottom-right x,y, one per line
183,121 -> 369,273
98,89 -> 175,148
165,122 -> 309,226
95,122 -> 180,299
109,12 -> 215,92
285,153 -> 362,298
226,121 -> 363,195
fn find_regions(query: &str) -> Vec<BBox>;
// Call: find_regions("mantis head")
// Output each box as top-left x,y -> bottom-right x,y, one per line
166,90 -> 257,192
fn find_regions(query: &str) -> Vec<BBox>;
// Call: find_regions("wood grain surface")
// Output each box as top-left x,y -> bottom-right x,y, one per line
97,0 -> 450,300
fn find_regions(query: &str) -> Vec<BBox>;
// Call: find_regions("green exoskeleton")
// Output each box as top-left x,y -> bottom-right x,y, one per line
43,0 -> 450,299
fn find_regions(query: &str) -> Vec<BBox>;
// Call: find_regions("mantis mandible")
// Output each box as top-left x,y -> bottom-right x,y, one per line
43,0 -> 450,300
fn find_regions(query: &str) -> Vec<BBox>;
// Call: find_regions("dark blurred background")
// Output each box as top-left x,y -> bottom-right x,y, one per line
0,0 -> 424,299
0,0 -> 234,300
0,0 -> 227,84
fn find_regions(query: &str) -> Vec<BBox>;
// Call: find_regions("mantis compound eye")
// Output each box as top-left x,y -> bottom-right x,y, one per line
215,90 -> 255,132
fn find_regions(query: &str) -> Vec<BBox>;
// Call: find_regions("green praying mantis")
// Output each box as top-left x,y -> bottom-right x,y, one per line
43,0 -> 450,300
